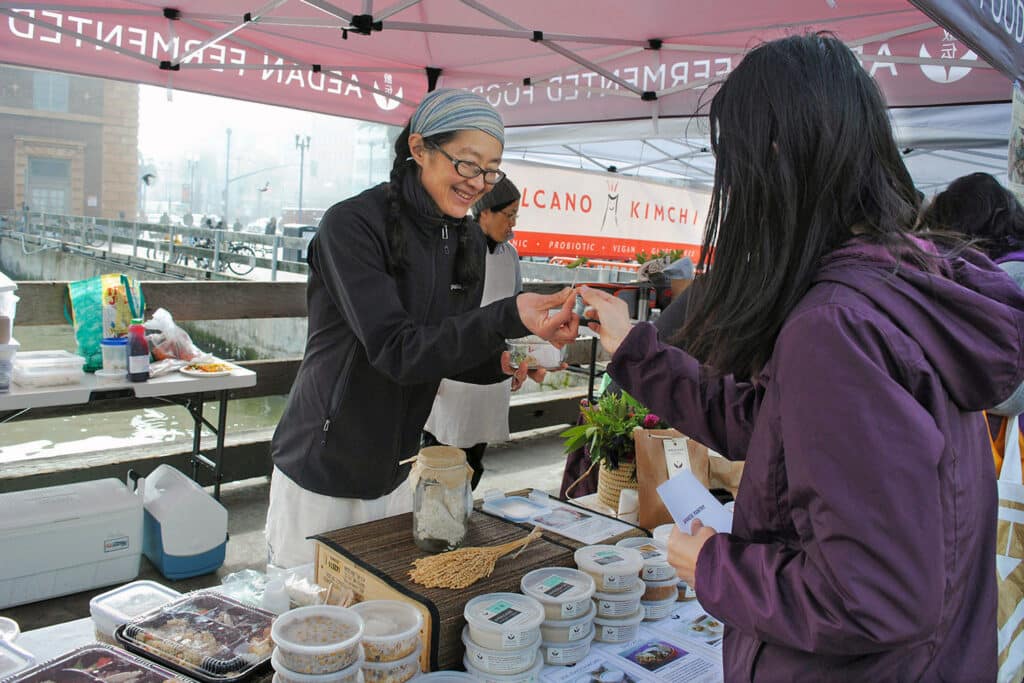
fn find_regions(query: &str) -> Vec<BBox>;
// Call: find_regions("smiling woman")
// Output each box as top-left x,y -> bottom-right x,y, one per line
265,88 -> 582,568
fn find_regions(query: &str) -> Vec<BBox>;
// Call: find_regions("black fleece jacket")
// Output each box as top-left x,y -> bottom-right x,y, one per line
270,174 -> 529,498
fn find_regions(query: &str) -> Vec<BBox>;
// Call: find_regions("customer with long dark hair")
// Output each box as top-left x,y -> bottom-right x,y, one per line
266,90 -> 578,568
582,35 -> 1024,680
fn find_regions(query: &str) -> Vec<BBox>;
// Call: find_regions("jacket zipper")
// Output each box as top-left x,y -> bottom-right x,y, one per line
441,223 -> 449,254
321,347 -> 358,445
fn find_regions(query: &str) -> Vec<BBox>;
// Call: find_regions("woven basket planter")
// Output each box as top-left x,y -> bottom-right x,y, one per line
597,459 -> 638,511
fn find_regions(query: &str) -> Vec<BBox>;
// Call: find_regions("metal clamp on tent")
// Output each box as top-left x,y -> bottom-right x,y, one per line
350,14 -> 382,35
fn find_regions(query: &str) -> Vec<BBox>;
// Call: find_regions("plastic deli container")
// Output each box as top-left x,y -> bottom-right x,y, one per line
271,605 -> 365,675
461,627 -> 538,676
100,337 -> 128,372
538,602 -> 595,644
350,600 -> 423,663
462,651 -> 544,683
642,597 -> 678,621
0,616 -> 18,641
506,336 -> 566,370
641,578 -> 679,603
360,644 -> 421,683
574,546 -> 644,593
415,674 -> 476,682
519,567 -> 595,620
593,609 -> 645,644
271,647 -> 363,683
464,593 -> 545,650
116,591 -> 274,683
615,537 -> 675,582
90,580 -> 182,644
0,639 -> 33,679
12,350 -> 85,388
592,579 -> 644,619
540,625 -> 595,666
5,644 -> 183,683
652,524 -> 675,544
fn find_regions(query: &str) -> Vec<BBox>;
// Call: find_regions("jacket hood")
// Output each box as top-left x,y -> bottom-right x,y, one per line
813,239 -> 1024,411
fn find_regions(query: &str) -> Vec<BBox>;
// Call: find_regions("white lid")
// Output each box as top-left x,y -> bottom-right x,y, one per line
12,350 -> 86,370
463,651 -> 543,680
652,524 -> 675,544
519,567 -> 595,606
592,578 -> 645,601
463,593 -> 545,636
0,617 -> 18,641
90,580 -> 181,636
0,478 -> 141,533
0,272 -> 17,295
0,639 -> 34,678
573,545 -> 644,576
350,600 -> 423,643
592,608 -> 645,627
143,464 -> 228,555
270,605 -> 365,655
615,537 -> 669,566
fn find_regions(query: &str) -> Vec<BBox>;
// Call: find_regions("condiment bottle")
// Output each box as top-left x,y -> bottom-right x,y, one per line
127,318 -> 150,382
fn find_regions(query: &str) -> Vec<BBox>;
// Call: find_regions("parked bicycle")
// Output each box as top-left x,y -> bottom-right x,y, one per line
193,237 -> 257,276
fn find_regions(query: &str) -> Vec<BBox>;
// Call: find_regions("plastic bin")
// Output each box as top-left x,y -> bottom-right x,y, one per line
89,579 -> 182,644
0,339 -> 17,392
0,270 -> 18,344
142,464 -> 228,579
12,350 -> 85,388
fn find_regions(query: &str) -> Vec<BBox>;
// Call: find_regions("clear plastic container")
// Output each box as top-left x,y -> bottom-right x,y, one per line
615,537 -> 675,582
117,591 -> 275,683
416,674 -> 475,682
462,651 -> 543,683
463,593 -> 545,650
0,639 -> 33,679
652,524 -> 675,544
350,601 -> 423,663
506,336 -> 566,370
5,644 -> 180,683
90,580 -> 182,643
519,567 -> 595,620
359,643 -> 421,683
641,578 -> 679,602
642,596 -> 678,621
0,339 -> 18,393
573,545 -> 644,593
100,337 -> 128,372
592,609 -> 644,644
271,647 -> 363,683
592,579 -> 644,618
538,602 -> 594,644
270,605 -> 365,674
460,626 -> 539,675
0,616 -> 18,641
539,624 -> 595,666
12,350 -> 85,388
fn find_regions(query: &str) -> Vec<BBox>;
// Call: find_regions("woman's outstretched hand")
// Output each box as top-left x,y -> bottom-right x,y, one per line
578,285 -> 632,355
516,288 -> 580,347
667,520 -> 717,587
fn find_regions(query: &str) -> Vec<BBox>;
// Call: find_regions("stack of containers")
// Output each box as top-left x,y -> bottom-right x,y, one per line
89,580 -> 181,644
351,600 -> 424,683
616,538 -> 679,621
574,545 -> 645,645
652,524 -> 694,599
462,592 -> 545,683
270,605 -> 366,683
520,567 -> 596,666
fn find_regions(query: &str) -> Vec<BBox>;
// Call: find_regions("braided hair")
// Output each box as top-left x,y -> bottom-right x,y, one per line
386,126 -> 482,290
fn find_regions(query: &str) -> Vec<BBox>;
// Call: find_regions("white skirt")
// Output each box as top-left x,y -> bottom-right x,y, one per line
265,466 -> 413,568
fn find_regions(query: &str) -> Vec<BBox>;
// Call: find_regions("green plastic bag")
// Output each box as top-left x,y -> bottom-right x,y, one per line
66,274 -> 145,372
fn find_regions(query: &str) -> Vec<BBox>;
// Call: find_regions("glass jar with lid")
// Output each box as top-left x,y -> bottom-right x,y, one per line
410,446 -> 473,552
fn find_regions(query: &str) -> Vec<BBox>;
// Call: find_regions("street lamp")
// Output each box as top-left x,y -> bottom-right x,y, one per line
296,134 -> 311,223
223,128 -> 232,223
186,157 -> 199,215
140,171 -> 157,220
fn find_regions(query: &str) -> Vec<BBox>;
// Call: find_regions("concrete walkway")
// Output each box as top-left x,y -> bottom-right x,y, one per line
1,430 -> 571,631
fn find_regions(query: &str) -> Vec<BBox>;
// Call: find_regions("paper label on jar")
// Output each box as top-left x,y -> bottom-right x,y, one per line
471,651 -> 530,673
599,623 -> 638,642
601,573 -> 632,590
599,599 -> 640,616
664,438 -> 691,479
642,564 -> 674,580
128,356 -> 149,373
634,543 -> 665,560
539,575 -> 576,598
593,550 -> 625,566
545,640 -> 589,664
483,600 -> 522,625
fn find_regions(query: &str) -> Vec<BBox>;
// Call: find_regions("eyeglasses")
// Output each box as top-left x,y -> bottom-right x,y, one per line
500,208 -> 519,221
427,142 -> 506,185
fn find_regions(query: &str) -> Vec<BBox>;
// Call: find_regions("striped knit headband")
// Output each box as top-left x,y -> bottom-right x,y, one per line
410,89 -> 505,146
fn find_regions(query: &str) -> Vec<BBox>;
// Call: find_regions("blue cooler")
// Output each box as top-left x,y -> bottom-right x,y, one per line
142,465 -> 228,579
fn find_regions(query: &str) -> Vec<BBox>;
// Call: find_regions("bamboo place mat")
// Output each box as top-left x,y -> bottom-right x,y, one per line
314,509 -> 580,670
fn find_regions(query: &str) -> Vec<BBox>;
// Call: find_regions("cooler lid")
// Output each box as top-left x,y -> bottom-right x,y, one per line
0,271 -> 16,295
0,478 -> 140,532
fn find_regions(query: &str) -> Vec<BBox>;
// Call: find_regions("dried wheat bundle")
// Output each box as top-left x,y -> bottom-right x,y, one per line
409,528 -> 543,589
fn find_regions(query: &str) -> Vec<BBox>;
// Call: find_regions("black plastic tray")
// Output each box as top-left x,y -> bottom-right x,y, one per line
0,643 -> 188,683
114,591 -> 274,683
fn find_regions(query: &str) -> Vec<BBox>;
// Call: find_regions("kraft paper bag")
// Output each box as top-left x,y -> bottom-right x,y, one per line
634,427 -> 710,531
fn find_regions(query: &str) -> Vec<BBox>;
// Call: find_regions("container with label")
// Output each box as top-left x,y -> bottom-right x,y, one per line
127,319 -> 150,382
573,545 -> 644,593
538,602 -> 595,643
615,537 -> 676,582
360,643 -> 421,683
100,337 -> 128,372
519,567 -> 595,620
270,604 -> 365,675
463,593 -> 545,650
90,579 -> 181,643
461,627 -> 538,676
642,596 -> 678,621
592,579 -> 644,618
351,600 -> 423,663
539,624 -> 595,666
462,651 -> 544,683
592,609 -> 645,644
271,648 -> 362,683
641,578 -> 679,602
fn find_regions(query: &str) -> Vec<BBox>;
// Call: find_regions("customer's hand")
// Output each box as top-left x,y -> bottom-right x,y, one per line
667,521 -> 717,587
516,288 -> 580,347
500,351 -> 530,391
578,285 -> 632,355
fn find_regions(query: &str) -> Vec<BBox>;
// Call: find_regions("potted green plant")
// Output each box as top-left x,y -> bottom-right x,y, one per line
561,392 -> 666,509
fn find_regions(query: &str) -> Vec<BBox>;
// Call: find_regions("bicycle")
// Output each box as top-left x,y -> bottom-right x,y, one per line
194,238 -> 257,276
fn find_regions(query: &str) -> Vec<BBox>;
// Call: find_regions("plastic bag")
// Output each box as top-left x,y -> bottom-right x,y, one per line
66,273 -> 144,371
146,308 -> 201,361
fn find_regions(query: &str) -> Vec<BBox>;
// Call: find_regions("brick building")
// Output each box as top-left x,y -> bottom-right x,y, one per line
0,65 -> 139,219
